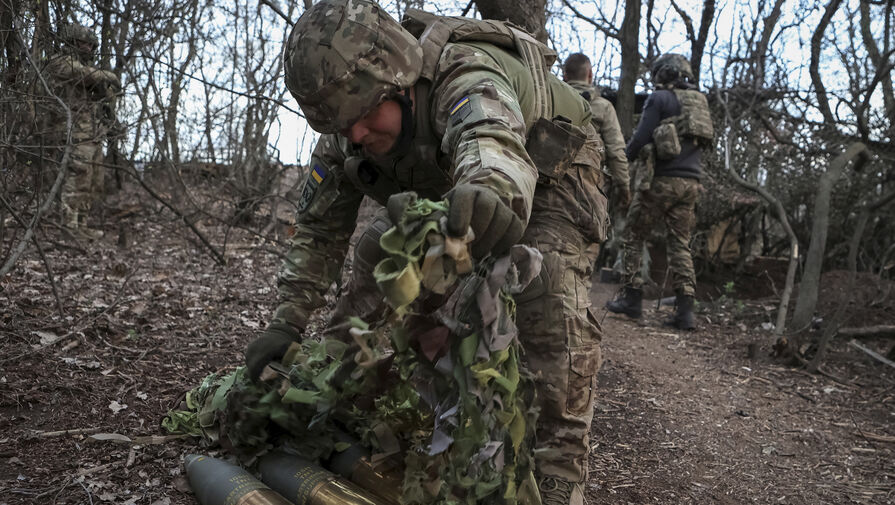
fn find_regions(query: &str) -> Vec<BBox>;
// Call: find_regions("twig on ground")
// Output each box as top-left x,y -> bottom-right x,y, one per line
33,427 -> 104,438
849,339 -> 895,369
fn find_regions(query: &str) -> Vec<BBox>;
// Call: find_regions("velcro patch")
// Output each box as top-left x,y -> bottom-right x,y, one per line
298,164 -> 326,213
450,96 -> 472,126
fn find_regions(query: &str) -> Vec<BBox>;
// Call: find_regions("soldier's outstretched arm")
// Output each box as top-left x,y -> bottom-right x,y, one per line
431,43 -> 537,257
46,55 -> 119,91
271,134 -> 365,332
247,135 -> 364,381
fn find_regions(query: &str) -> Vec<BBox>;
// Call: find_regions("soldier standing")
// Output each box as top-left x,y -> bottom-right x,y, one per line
45,23 -> 120,240
562,53 -> 630,212
245,1 -> 608,503
605,53 -> 714,330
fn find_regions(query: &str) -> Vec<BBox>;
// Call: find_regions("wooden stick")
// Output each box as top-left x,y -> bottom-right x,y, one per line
849,339 -> 895,369
34,427 -> 103,438
839,325 -> 895,339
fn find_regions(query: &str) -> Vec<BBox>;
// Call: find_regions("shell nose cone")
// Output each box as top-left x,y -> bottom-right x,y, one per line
183,454 -> 204,468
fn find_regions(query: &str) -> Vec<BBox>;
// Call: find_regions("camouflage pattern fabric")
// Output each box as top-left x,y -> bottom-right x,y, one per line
61,140 -> 105,216
282,0 -> 423,134
621,176 -> 700,296
45,49 -> 119,221
167,198 -> 544,505
565,80 -> 629,192
274,9 -> 605,487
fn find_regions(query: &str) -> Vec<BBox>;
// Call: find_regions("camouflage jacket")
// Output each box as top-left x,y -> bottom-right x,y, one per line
273,32 -> 595,331
566,80 -> 629,191
45,52 -> 119,141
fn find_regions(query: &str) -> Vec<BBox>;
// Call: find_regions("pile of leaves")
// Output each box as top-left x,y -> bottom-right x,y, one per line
164,195 -> 543,505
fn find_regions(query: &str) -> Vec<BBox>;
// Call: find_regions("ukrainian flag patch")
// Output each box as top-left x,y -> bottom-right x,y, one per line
311,165 -> 326,183
450,96 -> 472,125
299,164 -> 327,213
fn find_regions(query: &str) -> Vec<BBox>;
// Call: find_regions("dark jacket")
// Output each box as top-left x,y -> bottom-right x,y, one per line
625,88 -> 702,180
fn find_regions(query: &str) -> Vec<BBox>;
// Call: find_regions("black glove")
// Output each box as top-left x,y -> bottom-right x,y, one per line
245,323 -> 301,382
444,184 -> 524,259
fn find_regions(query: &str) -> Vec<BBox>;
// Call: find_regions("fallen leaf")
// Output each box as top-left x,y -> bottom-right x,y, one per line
172,475 -> 192,493
109,401 -> 128,414
89,433 -> 132,444
32,331 -> 61,348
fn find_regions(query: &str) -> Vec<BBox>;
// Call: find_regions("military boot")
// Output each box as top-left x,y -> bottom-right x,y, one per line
605,286 -> 643,319
665,294 -> 696,330
538,476 -> 584,505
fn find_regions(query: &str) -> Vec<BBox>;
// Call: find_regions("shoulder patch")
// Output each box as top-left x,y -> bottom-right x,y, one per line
450,96 -> 472,126
298,164 -> 327,213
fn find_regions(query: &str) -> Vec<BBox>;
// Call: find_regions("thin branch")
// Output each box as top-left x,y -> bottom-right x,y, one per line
260,0 -> 294,25
136,52 -> 302,117
0,24 -> 73,279
0,195 -> 65,317
669,0 -> 696,42
119,167 -> 227,266
461,0 -> 475,16
809,0 -> 844,124
558,0 -> 620,39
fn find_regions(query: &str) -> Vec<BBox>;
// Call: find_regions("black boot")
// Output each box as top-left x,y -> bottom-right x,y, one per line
606,286 -> 643,319
665,294 -> 696,330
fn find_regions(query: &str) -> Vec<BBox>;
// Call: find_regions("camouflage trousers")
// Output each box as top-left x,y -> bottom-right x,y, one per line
622,176 -> 700,296
331,172 -> 604,484
60,139 -> 104,216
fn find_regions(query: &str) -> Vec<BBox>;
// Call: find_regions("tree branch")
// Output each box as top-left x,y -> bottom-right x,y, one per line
0,24 -> 73,279
558,0 -> 620,39
809,0 -> 844,124
119,167 -> 227,266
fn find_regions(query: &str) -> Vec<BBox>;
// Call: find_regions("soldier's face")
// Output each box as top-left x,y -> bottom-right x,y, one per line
341,99 -> 403,156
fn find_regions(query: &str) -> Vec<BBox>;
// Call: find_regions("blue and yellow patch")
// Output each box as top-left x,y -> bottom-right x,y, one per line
311,165 -> 326,184
298,164 -> 326,213
450,96 -> 472,125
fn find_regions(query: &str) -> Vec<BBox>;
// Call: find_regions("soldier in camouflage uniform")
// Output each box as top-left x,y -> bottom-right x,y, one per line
606,53 -> 714,330
245,1 -> 608,503
562,53 -> 630,210
46,24 -> 120,240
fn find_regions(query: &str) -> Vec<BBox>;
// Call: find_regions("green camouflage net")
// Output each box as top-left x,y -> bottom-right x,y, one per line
164,194 -> 542,505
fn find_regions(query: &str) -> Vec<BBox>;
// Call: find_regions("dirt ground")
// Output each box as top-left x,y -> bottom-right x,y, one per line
1,187 -> 894,505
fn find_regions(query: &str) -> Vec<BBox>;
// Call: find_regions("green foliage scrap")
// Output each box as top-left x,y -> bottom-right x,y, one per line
163,195 -> 541,505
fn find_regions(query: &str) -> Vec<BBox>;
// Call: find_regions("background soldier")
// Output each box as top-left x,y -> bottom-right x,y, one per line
46,23 -> 120,240
562,53 -> 630,212
244,1 -> 608,503
606,53 -> 714,330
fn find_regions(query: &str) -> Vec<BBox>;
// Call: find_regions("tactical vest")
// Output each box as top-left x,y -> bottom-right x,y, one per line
659,89 -> 714,146
343,11 -> 592,205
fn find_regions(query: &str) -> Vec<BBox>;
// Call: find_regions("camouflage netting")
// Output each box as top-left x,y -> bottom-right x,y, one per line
164,195 -> 542,505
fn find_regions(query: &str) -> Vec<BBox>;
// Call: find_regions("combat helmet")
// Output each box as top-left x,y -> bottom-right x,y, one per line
651,53 -> 694,85
282,0 -> 423,134
58,24 -> 99,49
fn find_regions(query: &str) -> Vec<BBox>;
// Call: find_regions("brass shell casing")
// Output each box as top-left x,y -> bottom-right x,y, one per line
258,452 -> 388,505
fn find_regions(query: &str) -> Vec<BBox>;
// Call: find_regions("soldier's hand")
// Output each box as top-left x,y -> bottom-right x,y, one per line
615,186 -> 632,210
245,323 -> 301,382
444,184 -> 524,259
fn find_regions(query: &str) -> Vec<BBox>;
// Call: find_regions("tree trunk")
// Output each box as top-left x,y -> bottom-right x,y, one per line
618,0 -> 642,137
475,0 -> 547,42
790,143 -> 869,332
